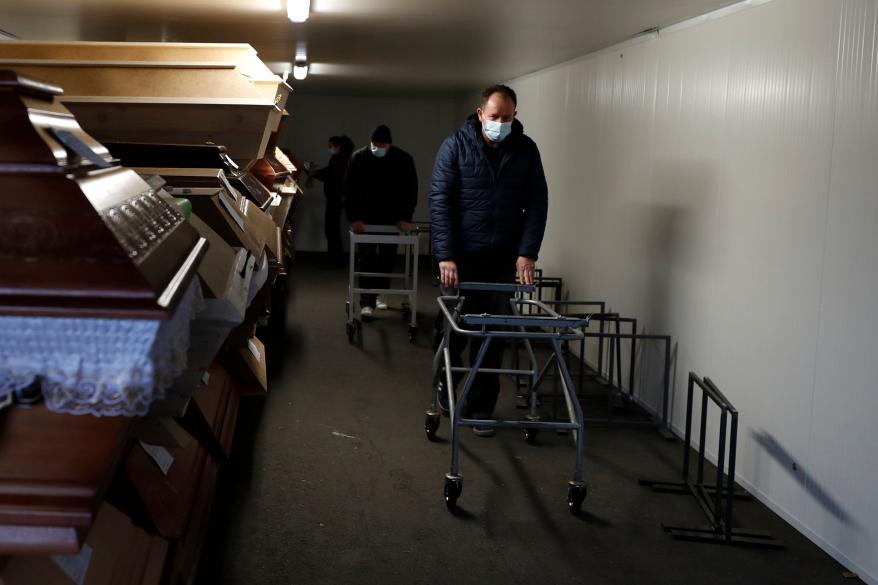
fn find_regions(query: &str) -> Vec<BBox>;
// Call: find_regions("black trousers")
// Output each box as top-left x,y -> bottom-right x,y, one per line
358,242 -> 397,307
434,253 -> 516,418
324,197 -> 343,262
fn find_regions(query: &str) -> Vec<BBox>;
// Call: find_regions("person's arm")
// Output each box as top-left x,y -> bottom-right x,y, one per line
517,142 -> 549,263
429,137 -> 460,287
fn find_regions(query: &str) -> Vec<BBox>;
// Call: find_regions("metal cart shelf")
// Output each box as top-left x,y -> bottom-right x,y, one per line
346,224 -> 420,344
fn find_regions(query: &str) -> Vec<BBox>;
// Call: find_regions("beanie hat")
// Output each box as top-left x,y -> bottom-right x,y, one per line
371,125 -> 392,144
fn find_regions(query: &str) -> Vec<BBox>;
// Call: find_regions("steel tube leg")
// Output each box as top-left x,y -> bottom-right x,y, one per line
443,346 -> 455,414
615,317 -> 623,391
348,237 -> 356,320
607,326 -> 615,388
405,240 -> 411,291
429,328 -> 449,412
411,243 -> 419,327
697,393 -> 709,484
683,375 -> 695,480
662,338 -> 671,430
726,412 -> 739,540
578,337 -> 585,395
628,322 -> 637,399
523,337 -> 539,420
450,338 -> 492,477
715,409 -> 729,534
553,339 -> 585,482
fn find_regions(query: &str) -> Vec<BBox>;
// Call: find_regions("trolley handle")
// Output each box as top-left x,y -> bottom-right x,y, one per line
352,224 -> 422,234
460,313 -> 587,328
454,282 -> 536,294
437,296 -> 586,337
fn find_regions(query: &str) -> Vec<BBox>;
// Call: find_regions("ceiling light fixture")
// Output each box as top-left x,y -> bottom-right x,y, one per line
287,0 -> 311,23
293,59 -> 309,80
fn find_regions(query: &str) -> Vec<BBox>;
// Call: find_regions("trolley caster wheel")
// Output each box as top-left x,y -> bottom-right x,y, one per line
401,303 -> 411,321
567,482 -> 587,515
524,428 -> 539,445
425,414 -> 440,441
408,325 -> 418,343
444,476 -> 462,512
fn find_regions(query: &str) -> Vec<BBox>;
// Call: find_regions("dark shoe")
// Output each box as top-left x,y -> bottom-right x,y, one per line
472,426 -> 496,438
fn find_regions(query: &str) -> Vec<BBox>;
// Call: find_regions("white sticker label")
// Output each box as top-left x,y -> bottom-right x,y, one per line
201,371 -> 211,386
51,543 -> 93,585
139,441 -> 174,476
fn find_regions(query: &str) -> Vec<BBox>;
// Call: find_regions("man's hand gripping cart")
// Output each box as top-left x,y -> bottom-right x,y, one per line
346,224 -> 420,344
425,282 -> 590,515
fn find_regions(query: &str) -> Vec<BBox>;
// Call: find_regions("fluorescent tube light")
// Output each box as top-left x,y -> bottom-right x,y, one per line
287,0 -> 311,22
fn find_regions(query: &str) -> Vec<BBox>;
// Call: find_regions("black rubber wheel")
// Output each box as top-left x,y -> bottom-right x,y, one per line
524,428 -> 539,445
401,303 -> 411,321
444,477 -> 462,512
567,483 -> 587,515
425,414 -> 440,441
408,325 -> 418,344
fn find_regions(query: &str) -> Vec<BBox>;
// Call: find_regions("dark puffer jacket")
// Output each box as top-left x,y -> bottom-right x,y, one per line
344,145 -> 418,225
429,114 -> 548,262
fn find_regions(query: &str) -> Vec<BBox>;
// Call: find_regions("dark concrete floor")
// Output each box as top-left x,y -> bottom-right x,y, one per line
197,254 -> 860,585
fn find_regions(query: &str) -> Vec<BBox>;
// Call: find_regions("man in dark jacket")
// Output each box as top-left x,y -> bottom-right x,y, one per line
312,135 -> 353,266
429,84 -> 548,436
345,125 -> 418,319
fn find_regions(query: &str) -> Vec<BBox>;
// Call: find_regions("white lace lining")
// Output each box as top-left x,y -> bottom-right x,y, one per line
0,279 -> 203,416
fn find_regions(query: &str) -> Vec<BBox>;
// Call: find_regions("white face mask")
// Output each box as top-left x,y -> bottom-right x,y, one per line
329,147 -> 339,155
483,119 -> 513,142
370,144 -> 388,158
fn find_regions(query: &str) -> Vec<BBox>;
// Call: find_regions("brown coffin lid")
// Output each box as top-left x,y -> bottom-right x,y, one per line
0,70 -> 207,318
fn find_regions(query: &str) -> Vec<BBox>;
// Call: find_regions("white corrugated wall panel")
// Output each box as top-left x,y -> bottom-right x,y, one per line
508,0 -> 876,581
807,0 -> 878,579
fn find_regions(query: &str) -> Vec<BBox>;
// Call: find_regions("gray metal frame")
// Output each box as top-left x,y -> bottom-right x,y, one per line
640,373 -> 782,548
426,282 -> 590,513
346,225 -> 420,337
531,301 -> 674,437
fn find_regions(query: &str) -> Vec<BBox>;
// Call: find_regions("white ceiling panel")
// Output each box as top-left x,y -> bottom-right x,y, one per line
0,0 -> 741,94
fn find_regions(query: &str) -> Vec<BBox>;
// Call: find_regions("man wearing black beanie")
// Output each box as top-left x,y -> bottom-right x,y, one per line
344,124 -> 418,320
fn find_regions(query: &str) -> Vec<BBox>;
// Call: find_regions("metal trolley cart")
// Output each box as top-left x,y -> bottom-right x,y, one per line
346,224 -> 420,344
425,282 -> 590,515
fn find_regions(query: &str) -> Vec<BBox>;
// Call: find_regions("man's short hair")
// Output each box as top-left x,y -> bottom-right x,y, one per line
481,84 -> 517,108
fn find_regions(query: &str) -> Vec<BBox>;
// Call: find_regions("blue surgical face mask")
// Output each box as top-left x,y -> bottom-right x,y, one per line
483,119 -> 513,142
370,144 -> 388,158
